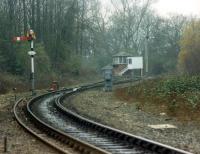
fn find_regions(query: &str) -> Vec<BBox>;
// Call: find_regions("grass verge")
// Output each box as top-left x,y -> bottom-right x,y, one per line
115,75 -> 200,123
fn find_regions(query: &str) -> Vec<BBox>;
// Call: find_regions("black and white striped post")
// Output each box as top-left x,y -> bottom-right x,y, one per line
28,29 -> 36,96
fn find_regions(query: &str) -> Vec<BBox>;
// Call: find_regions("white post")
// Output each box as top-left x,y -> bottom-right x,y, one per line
31,56 -> 34,73
145,36 -> 148,75
28,40 -> 36,96
141,69 -> 143,77
31,40 -> 34,49
31,55 -> 35,95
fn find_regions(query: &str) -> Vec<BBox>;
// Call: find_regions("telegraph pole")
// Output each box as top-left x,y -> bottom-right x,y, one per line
145,27 -> 149,75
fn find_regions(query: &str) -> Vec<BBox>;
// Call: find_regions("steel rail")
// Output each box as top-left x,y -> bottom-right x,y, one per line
27,91 -> 110,154
13,78 -> 139,154
55,80 -> 192,154
13,98 -> 71,154
15,77 -> 192,154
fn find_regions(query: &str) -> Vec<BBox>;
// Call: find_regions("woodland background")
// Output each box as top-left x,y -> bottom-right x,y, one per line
0,0 -> 199,91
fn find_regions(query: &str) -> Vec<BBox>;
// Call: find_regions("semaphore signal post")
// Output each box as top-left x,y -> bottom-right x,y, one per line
13,29 -> 36,96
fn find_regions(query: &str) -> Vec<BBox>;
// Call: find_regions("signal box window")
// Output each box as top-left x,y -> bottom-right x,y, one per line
128,59 -> 132,64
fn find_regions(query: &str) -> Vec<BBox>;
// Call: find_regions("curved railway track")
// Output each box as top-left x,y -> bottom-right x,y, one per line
13,97 -> 82,154
14,79 -> 192,154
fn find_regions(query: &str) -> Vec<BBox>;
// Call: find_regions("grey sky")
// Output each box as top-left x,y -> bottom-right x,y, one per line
100,0 -> 200,17
152,0 -> 200,17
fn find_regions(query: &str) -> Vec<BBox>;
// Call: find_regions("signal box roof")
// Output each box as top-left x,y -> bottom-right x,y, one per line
113,51 -> 133,57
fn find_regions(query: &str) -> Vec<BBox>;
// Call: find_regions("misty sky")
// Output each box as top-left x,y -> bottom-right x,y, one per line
100,0 -> 200,17
152,0 -> 200,17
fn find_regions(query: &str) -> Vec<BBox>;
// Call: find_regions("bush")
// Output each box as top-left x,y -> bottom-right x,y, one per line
124,75 -> 200,109
157,76 -> 200,95
178,20 -> 200,74
0,81 -> 7,94
0,72 -> 28,94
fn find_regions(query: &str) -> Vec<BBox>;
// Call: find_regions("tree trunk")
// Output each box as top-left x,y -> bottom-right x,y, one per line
36,0 -> 41,40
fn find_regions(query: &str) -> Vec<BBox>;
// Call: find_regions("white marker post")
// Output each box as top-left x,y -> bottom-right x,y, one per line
28,40 -> 36,96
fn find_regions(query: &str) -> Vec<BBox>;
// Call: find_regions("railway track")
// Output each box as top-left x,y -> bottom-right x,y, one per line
14,79 -> 192,154
13,97 -> 82,154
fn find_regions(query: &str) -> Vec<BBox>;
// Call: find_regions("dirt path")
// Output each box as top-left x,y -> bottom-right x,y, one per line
63,88 -> 199,154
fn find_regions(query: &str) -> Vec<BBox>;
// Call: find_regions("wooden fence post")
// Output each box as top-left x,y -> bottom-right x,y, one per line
4,136 -> 7,153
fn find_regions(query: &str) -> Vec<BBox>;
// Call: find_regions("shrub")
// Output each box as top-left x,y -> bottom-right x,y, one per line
124,75 -> 200,109
178,20 -> 200,74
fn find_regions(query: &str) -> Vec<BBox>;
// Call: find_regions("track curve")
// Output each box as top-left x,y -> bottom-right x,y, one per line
13,98 -> 75,154
15,78 -> 192,154
55,85 -> 192,154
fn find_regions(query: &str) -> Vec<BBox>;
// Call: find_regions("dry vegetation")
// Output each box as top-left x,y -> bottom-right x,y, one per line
115,76 -> 200,122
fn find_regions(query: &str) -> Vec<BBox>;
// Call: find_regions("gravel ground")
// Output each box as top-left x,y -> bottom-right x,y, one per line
0,91 -> 59,154
63,87 -> 199,154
